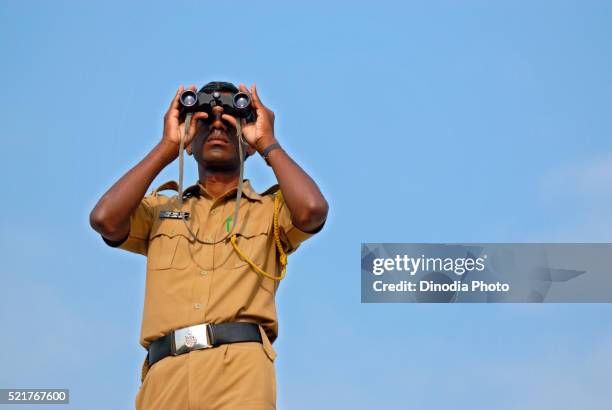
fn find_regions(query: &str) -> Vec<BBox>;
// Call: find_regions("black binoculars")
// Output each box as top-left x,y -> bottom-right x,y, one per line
179,89 -> 256,123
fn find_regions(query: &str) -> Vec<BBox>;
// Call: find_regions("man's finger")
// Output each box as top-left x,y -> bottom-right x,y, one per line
239,83 -> 248,93
251,83 -> 264,107
192,112 -> 208,131
251,83 -> 268,110
221,113 -> 238,128
192,111 -> 209,122
169,85 -> 184,111
188,112 -> 208,135
238,83 -> 261,110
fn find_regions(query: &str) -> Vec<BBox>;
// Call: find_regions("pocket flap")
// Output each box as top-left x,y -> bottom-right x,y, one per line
147,218 -> 198,270
234,217 -> 271,239
150,218 -> 199,240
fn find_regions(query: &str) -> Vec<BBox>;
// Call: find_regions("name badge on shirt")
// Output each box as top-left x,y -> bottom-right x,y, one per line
159,211 -> 190,220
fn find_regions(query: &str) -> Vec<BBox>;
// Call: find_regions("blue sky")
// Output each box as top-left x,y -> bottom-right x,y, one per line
1,1 -> 612,409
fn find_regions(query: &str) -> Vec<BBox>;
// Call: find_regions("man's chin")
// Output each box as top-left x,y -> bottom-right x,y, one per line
197,153 -> 240,171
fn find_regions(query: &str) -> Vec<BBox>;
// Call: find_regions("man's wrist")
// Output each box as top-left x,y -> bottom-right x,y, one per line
157,139 -> 179,163
260,142 -> 283,166
255,135 -> 278,155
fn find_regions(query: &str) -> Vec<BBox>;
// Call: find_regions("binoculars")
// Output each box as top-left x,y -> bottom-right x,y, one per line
179,89 -> 256,123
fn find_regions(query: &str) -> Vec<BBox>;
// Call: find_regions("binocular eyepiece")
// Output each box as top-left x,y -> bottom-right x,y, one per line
179,89 -> 256,123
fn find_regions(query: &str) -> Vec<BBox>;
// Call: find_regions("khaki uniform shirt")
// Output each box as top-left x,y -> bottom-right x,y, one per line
104,179 -> 318,367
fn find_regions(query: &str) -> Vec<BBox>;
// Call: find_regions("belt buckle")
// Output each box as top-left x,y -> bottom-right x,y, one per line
171,323 -> 211,355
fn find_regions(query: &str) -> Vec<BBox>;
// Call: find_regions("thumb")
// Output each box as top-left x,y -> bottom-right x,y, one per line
187,112 -> 208,137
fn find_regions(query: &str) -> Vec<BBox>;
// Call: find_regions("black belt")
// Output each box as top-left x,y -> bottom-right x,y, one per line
148,322 -> 262,367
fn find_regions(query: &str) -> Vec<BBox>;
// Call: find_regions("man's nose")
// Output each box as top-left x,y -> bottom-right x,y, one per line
210,105 -> 226,130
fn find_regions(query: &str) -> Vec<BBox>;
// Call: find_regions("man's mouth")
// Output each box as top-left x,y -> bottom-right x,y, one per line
206,130 -> 230,144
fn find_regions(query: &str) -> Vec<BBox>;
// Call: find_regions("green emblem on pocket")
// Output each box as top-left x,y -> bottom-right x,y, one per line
225,215 -> 233,233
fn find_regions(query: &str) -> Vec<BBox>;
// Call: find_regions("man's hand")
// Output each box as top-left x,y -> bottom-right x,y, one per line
162,84 -> 209,156
222,83 -> 278,154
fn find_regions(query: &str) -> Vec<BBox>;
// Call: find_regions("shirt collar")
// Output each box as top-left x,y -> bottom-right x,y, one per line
183,179 -> 263,202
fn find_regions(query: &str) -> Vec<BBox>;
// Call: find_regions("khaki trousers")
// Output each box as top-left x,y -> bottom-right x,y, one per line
135,341 -> 276,410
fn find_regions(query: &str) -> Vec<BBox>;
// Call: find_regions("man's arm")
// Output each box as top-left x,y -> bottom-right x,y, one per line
265,148 -> 328,233
89,140 -> 177,241
89,84 -> 207,240
223,83 -> 329,233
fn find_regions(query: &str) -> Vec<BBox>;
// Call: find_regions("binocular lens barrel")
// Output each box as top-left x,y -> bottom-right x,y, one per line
180,90 -> 198,107
233,92 -> 250,109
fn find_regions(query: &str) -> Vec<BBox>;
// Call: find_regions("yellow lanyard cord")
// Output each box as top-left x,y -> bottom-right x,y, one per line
230,190 -> 287,281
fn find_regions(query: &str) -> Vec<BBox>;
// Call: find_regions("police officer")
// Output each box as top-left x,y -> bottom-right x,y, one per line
89,81 -> 328,409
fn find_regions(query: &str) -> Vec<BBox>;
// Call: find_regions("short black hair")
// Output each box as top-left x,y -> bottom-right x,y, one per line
199,81 -> 239,94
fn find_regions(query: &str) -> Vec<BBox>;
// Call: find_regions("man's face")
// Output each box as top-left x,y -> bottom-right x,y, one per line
191,92 -> 242,171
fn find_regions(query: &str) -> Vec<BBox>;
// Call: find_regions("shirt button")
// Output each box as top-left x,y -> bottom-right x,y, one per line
170,229 -> 176,235
194,303 -> 202,310
200,270 -> 209,276
210,209 -> 217,215
206,236 -> 213,242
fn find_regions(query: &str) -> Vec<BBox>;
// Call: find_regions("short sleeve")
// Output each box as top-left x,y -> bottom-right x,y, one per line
276,194 -> 325,254
101,195 -> 155,256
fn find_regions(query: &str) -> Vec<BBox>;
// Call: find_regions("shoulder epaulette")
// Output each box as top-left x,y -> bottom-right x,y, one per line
150,180 -> 179,196
261,184 -> 280,197
150,180 -> 201,199
182,184 -> 201,199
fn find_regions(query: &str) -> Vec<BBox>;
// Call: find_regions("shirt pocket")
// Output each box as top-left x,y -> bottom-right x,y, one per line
147,219 -> 199,270
230,217 -> 272,269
